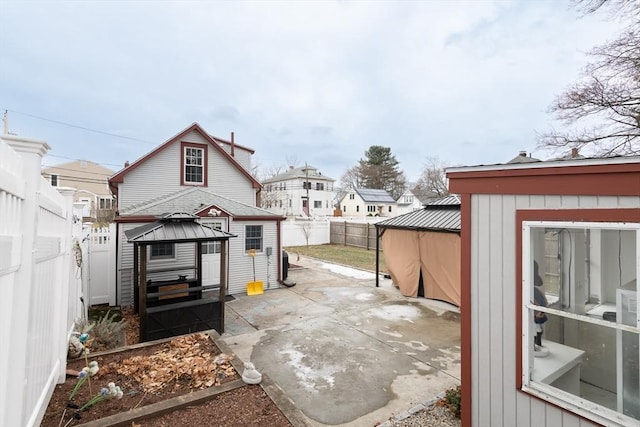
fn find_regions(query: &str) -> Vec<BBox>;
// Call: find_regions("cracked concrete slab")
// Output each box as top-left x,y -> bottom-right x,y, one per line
221,256 -> 461,426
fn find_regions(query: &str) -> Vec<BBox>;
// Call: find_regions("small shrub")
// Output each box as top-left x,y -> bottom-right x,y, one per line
74,310 -> 127,352
444,385 -> 461,418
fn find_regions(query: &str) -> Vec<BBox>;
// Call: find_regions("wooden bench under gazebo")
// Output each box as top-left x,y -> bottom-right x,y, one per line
125,213 -> 236,342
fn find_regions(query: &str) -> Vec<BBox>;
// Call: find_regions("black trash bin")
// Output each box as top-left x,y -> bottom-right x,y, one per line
282,250 -> 289,281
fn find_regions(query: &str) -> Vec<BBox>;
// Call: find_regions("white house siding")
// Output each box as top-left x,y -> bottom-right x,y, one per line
470,194 -> 640,427
341,194 -> 365,217
227,220 -> 279,295
221,145 -> 252,171
264,176 -> 335,217
117,222 -> 202,306
117,130 -> 256,211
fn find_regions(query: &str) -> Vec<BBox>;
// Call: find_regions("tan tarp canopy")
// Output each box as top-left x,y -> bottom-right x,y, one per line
382,228 -> 460,306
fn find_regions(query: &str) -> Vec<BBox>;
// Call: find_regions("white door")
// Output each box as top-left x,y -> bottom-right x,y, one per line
201,220 -> 223,287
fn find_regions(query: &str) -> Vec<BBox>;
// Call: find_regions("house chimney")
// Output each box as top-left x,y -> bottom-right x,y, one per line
124,161 -> 130,168
230,132 -> 235,157
571,148 -> 578,158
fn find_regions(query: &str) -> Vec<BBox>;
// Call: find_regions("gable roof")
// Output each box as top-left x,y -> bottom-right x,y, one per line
355,188 -> 396,203
42,160 -> 115,176
396,189 -> 420,205
376,195 -> 460,232
262,165 -> 336,184
120,187 -> 283,219
109,123 -> 261,191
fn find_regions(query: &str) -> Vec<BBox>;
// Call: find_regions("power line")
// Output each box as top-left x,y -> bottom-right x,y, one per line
42,166 -> 115,179
4,108 -> 158,145
44,153 -> 125,169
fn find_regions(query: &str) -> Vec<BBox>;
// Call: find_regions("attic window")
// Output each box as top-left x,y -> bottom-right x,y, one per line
181,142 -> 208,186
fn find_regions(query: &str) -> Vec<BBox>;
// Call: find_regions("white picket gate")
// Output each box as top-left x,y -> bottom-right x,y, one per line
0,134 -> 84,427
83,223 -> 116,306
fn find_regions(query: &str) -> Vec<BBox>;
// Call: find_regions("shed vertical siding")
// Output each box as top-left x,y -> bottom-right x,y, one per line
471,194 -> 640,427
117,130 -> 256,211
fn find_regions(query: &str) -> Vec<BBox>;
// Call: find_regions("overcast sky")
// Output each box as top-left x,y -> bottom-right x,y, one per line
0,0 -> 625,183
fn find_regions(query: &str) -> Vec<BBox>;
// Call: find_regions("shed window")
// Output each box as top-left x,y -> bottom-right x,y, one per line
181,142 -> 207,186
245,225 -> 262,252
150,243 -> 175,260
521,220 -> 639,426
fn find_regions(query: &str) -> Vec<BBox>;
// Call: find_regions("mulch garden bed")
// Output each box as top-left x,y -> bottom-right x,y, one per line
41,332 -> 292,426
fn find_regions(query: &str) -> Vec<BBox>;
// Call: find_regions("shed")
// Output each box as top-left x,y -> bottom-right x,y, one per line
375,195 -> 461,306
447,156 -> 640,427
125,212 -> 236,342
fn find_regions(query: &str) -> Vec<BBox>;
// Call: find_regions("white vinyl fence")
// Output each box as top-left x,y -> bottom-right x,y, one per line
281,217 -> 330,247
0,134 -> 84,427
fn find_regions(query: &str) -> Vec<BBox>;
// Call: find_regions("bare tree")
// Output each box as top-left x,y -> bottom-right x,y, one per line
412,157 -> 449,202
300,220 -> 312,247
537,1 -> 640,156
334,166 -> 362,208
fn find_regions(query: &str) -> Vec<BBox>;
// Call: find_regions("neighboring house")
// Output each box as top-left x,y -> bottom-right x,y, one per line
394,189 -> 423,216
261,165 -> 335,217
339,188 -> 396,217
42,160 -> 115,222
375,195 -> 461,306
447,156 -> 640,427
108,123 -> 285,305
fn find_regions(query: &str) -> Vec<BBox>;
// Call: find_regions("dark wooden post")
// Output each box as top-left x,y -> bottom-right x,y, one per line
139,245 -> 147,342
219,238 -> 227,334
196,240 -> 203,289
375,227 -> 380,288
133,243 -> 139,314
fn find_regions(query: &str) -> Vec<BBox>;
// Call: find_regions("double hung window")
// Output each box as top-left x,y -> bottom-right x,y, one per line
245,225 -> 263,252
181,143 -> 207,186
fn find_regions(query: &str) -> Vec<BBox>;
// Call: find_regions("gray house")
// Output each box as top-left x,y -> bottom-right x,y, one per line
109,123 -> 285,305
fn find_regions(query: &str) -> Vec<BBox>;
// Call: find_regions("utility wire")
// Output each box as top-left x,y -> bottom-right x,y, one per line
41,164 -> 118,177
3,108 -> 158,145
44,153 -> 125,169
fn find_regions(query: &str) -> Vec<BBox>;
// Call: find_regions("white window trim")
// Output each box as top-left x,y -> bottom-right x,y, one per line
521,220 -> 640,427
184,146 -> 205,185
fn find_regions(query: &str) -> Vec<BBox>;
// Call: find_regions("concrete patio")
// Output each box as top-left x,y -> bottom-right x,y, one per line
220,255 -> 461,427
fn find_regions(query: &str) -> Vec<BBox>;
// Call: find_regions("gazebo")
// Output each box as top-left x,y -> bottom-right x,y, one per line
125,212 -> 236,342
374,195 -> 461,306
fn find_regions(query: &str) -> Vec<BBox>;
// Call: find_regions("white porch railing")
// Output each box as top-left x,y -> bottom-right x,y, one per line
0,134 -> 84,427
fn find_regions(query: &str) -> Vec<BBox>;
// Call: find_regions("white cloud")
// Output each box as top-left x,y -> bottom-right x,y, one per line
0,0 -> 625,181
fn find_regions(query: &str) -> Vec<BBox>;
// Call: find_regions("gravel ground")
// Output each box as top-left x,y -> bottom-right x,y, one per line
385,405 -> 461,426
378,392 -> 461,427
